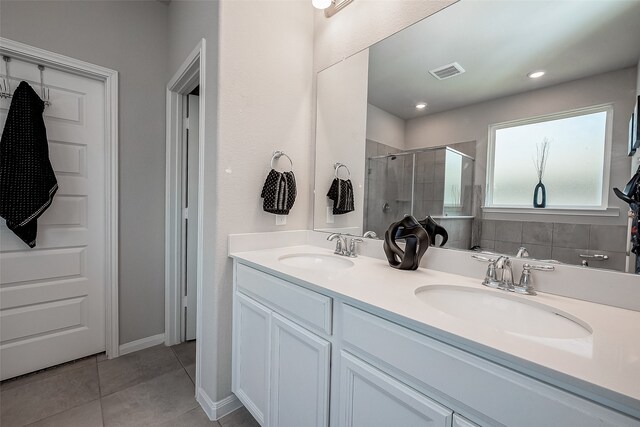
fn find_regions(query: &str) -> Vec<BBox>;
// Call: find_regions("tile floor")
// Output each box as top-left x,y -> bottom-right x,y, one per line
0,342 -> 260,427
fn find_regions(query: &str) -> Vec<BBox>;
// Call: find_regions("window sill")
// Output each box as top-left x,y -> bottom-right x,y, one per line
482,206 -> 620,218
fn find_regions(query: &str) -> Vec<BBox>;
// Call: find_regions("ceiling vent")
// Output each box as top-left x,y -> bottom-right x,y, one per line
428,62 -> 465,80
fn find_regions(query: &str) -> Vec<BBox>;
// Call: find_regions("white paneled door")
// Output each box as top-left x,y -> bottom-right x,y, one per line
0,58 -> 106,380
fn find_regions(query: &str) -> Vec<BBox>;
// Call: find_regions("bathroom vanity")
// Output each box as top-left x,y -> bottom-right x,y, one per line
230,242 -> 640,427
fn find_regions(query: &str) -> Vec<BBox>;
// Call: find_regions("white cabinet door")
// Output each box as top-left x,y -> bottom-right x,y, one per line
338,351 -> 452,427
270,313 -> 330,427
233,293 -> 271,426
453,414 -> 481,427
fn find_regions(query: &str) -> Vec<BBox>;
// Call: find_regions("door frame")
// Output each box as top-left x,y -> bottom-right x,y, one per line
165,40 -> 206,353
0,38 -> 120,358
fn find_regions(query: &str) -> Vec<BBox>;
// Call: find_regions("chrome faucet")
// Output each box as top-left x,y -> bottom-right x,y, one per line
327,233 -> 363,257
347,238 -> 363,258
473,254 -> 555,296
515,247 -> 530,258
327,233 -> 347,255
513,263 -> 555,295
494,256 -> 515,291
363,230 -> 378,239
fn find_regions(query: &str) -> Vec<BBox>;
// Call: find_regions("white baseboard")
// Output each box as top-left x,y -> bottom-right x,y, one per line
119,333 -> 165,356
197,388 -> 243,421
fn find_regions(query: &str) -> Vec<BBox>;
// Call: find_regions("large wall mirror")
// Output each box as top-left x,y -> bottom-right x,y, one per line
313,0 -> 640,274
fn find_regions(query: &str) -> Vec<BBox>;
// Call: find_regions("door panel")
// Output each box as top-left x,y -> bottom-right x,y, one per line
234,292 -> 271,426
0,58 -> 106,380
338,351 -> 452,427
270,313 -> 330,427
184,94 -> 199,341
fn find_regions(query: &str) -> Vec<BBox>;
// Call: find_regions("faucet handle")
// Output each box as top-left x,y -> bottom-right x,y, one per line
514,263 -> 554,295
471,254 -> 496,263
348,238 -> 363,258
327,233 -> 345,255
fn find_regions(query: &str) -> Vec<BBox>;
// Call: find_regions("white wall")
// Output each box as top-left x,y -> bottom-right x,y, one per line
405,67 -> 637,226
212,0 -> 315,403
314,50 -> 369,234
366,103 -> 406,149
0,1 -> 169,345
313,0 -> 457,73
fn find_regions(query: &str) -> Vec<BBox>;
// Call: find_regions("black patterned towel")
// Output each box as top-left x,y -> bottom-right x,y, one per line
0,81 -> 58,247
261,169 -> 297,215
327,178 -> 354,214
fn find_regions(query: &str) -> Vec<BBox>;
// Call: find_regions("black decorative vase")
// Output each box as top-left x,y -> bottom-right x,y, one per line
383,216 -> 431,271
533,180 -> 546,208
418,216 -> 449,247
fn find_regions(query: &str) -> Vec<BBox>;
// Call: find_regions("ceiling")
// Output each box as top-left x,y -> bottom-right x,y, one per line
367,0 -> 640,120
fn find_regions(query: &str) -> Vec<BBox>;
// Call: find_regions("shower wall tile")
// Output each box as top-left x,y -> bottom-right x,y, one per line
481,220 -> 496,241
551,246 -> 586,265
480,239 -> 495,250
524,243 -> 552,260
434,163 -> 445,181
494,240 -> 521,255
552,223 -> 590,249
495,220 -> 523,243
589,225 -> 628,252
585,249 -> 626,272
522,222 -> 553,245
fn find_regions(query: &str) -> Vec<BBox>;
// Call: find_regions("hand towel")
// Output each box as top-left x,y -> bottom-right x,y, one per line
327,178 -> 354,215
0,81 -> 58,248
261,169 -> 297,215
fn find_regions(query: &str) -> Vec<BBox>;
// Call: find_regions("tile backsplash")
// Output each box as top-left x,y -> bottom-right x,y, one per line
476,219 -> 629,272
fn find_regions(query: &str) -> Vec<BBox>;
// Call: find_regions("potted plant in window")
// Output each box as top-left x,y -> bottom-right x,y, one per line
533,138 -> 550,208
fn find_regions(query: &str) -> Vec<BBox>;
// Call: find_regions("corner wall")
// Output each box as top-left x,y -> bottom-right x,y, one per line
213,0 -> 315,403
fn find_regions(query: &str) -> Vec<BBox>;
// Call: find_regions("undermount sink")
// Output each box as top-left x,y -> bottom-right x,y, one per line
415,285 -> 592,339
278,253 -> 354,270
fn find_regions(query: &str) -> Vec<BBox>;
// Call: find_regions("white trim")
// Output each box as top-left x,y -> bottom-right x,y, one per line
485,104 -> 614,213
483,206 -> 620,217
165,40 -> 206,401
0,38 -> 120,359
197,388 -> 243,421
119,333 -> 166,356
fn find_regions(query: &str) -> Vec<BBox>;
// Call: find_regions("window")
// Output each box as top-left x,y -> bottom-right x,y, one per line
487,106 -> 611,209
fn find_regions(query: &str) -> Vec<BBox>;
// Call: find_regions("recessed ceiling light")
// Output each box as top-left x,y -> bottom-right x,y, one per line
528,70 -> 545,79
416,103 -> 427,110
312,0 -> 332,9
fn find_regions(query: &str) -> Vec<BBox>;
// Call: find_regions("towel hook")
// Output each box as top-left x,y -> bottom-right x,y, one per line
271,150 -> 293,171
0,56 -> 11,99
38,65 -> 52,107
334,162 -> 351,180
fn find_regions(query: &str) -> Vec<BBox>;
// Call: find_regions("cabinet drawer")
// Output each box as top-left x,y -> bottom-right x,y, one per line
236,263 -> 332,335
341,304 -> 638,427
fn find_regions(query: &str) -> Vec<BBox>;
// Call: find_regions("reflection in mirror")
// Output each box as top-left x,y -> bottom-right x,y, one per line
313,0 -> 640,273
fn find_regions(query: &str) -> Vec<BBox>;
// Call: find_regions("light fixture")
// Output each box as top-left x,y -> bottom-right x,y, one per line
312,0 -> 332,9
527,70 -> 545,79
416,102 -> 427,110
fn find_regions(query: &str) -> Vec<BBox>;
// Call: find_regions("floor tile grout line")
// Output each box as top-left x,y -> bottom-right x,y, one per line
6,361 -> 101,427
170,343 -> 196,386
96,362 -> 106,427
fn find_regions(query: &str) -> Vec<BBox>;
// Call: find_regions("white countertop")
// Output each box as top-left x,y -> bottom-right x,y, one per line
230,244 -> 640,419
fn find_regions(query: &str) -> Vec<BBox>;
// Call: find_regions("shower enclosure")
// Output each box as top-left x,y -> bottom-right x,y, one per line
364,146 -> 475,248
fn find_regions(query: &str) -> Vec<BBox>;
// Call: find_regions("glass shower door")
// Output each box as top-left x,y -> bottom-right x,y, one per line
364,154 -> 414,237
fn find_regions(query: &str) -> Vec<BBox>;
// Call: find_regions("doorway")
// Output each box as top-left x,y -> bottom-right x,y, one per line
165,40 -> 206,398
182,89 -> 199,342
